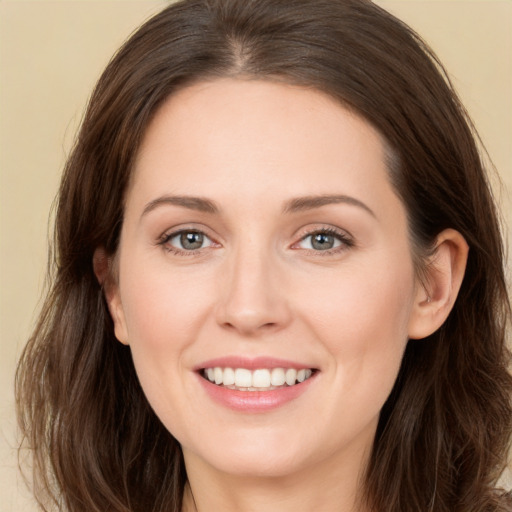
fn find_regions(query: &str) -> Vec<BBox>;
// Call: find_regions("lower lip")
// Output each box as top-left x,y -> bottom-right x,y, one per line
197,372 -> 317,413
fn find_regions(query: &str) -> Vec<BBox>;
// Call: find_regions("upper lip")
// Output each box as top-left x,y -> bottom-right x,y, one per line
194,356 -> 317,371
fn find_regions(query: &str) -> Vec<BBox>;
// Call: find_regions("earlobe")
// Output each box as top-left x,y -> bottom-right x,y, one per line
93,247 -> 129,345
408,229 -> 469,340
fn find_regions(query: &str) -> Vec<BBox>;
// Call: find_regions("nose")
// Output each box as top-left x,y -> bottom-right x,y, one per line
215,245 -> 292,336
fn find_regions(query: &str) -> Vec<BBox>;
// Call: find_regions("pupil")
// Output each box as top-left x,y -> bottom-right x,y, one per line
312,233 -> 334,250
180,232 -> 203,250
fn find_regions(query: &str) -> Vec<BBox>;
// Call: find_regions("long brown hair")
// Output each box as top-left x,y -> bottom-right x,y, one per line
16,0 -> 512,510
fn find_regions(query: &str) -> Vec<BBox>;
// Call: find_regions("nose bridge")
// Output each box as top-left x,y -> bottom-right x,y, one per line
216,236 -> 290,335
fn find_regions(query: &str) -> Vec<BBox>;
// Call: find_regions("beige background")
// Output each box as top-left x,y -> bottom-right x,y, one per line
1,1 -> 511,510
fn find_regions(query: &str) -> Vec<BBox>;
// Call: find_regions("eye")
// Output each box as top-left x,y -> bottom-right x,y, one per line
160,229 -> 215,253
294,228 -> 353,252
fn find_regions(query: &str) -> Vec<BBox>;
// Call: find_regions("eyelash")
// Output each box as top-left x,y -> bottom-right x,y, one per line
293,227 -> 354,255
157,229 -> 216,256
157,226 -> 354,256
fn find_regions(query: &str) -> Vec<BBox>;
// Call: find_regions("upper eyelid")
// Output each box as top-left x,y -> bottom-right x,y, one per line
162,229 -> 208,241
294,225 -> 353,241
159,224 -> 216,240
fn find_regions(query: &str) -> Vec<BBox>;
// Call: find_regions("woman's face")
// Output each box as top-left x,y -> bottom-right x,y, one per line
109,78 -> 424,479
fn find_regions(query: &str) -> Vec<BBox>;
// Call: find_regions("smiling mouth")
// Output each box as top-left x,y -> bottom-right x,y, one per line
201,367 -> 316,391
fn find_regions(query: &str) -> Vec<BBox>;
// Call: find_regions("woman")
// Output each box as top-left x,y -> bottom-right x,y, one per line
16,0 -> 512,511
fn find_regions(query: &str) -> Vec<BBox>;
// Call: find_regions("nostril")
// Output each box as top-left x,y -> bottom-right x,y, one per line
220,319 -> 278,335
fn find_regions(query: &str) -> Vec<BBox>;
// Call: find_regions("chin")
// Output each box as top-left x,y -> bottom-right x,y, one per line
182,427 -> 332,480
207,452 -> 310,479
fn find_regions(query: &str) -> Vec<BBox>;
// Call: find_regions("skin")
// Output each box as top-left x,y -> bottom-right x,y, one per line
98,78 -> 468,512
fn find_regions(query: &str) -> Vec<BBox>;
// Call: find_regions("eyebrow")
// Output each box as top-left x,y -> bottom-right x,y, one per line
142,195 -> 219,217
282,194 -> 376,217
141,193 -> 375,219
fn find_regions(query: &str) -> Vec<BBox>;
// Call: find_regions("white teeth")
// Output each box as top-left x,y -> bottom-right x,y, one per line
223,367 -> 235,386
253,369 -> 271,387
234,368 -> 252,388
285,368 -> 297,386
203,366 -> 314,390
271,368 -> 286,386
214,367 -> 223,385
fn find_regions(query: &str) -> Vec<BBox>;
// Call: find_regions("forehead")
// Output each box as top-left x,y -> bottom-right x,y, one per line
129,78 -> 397,217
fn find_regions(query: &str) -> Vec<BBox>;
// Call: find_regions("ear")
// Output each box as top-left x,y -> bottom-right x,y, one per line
93,247 -> 129,345
408,229 -> 469,340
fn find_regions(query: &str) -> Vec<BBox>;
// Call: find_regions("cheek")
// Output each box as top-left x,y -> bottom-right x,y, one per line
297,256 -> 414,404
304,261 -> 413,341
117,262 -> 220,411
117,265 -> 217,429
120,261 -> 215,347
